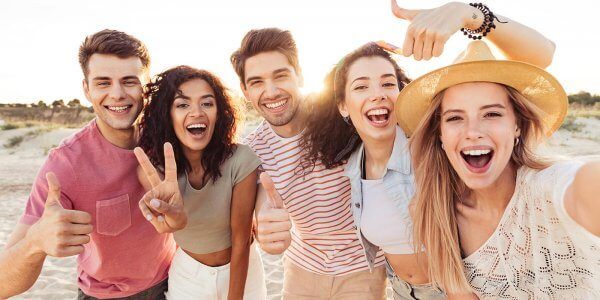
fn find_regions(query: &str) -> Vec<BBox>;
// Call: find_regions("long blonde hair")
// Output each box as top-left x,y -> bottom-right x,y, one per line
410,84 -> 551,293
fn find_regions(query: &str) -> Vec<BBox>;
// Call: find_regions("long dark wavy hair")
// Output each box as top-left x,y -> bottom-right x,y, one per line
138,65 -> 240,183
300,43 -> 411,170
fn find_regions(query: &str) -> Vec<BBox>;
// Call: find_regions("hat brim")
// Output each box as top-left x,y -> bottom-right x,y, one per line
395,60 -> 567,137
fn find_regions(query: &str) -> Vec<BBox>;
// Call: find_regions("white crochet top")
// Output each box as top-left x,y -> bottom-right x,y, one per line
462,161 -> 600,299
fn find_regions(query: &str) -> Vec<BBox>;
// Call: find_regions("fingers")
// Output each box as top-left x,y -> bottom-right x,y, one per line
422,31 -> 435,60
51,245 -> 84,257
65,234 -> 91,246
45,172 -> 63,208
261,240 -> 290,255
257,219 -> 292,235
258,231 -> 291,244
432,35 -> 447,58
134,147 -> 161,188
64,210 -> 92,225
163,143 -> 177,182
148,198 -> 173,215
412,32 -> 425,61
258,208 -> 290,223
259,173 -> 285,209
68,223 -> 93,235
391,0 -> 419,20
139,197 -> 159,221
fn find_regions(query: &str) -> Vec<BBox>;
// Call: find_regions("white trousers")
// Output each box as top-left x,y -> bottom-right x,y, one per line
166,244 -> 267,300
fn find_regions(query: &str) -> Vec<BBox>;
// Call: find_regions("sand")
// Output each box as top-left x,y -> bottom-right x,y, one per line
0,118 -> 598,299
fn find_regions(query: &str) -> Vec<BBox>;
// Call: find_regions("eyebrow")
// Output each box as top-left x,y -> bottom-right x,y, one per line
245,67 -> 292,84
174,93 -> 215,100
442,103 -> 506,116
91,76 -> 139,81
350,73 -> 396,85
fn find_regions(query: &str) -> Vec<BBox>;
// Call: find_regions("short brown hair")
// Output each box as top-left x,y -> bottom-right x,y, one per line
78,29 -> 150,80
230,28 -> 300,88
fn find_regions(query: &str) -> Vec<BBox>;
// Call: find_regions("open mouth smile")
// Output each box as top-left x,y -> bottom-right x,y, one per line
460,148 -> 494,174
186,123 -> 208,138
365,107 -> 390,127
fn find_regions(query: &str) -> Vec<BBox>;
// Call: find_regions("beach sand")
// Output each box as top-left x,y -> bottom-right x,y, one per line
0,117 -> 598,299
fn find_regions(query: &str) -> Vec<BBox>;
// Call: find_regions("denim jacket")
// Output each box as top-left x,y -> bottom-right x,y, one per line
343,126 -> 415,271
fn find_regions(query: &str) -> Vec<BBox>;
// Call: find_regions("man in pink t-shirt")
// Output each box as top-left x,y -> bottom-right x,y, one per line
0,29 -> 176,299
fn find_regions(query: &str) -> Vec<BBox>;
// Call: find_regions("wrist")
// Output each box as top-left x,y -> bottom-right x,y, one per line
23,226 -> 47,257
463,5 -> 484,30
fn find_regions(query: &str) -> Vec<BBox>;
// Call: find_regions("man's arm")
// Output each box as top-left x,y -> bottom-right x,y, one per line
0,173 -> 92,298
0,224 -> 46,298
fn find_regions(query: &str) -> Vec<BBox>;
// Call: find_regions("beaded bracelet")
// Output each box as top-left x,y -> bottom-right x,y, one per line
460,3 -> 507,40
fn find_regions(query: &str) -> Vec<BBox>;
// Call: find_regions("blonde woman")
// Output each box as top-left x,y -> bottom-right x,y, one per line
397,41 -> 600,298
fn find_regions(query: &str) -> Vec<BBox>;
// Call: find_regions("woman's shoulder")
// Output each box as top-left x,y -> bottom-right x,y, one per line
230,143 -> 259,161
519,160 -> 584,184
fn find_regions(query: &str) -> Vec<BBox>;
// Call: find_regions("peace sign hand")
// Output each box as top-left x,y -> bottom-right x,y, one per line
134,143 -> 187,233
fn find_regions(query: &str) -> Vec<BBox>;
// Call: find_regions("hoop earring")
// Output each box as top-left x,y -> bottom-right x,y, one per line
441,143 -> 445,150
514,137 -> 520,146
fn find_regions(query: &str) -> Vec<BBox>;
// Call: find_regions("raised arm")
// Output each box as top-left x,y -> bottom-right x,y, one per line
391,1 -> 555,67
565,161 -> 600,237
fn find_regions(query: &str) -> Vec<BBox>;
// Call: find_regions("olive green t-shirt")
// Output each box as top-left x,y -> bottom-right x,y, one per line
174,144 -> 261,254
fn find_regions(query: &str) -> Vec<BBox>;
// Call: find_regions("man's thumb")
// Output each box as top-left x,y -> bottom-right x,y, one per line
45,172 -> 63,209
260,173 -> 285,209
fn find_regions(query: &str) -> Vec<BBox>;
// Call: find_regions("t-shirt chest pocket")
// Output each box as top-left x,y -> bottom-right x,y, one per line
96,194 -> 132,236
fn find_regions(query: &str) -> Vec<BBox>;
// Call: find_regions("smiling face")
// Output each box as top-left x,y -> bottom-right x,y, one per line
241,51 -> 303,129
83,54 -> 147,131
440,82 -> 521,190
170,78 -> 218,156
338,56 -> 400,143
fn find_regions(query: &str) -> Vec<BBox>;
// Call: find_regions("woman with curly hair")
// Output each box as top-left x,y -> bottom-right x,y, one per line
134,65 -> 267,299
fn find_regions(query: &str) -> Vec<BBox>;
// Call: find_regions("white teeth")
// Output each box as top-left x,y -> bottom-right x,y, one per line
462,149 -> 491,156
108,105 -> 130,112
265,100 -> 287,109
186,123 -> 207,129
367,108 -> 389,116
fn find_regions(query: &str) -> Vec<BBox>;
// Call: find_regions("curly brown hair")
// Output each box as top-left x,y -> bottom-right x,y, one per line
138,65 -> 240,183
300,43 -> 411,170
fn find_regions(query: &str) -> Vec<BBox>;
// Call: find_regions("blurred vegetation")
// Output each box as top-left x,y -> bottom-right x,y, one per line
568,91 -> 600,106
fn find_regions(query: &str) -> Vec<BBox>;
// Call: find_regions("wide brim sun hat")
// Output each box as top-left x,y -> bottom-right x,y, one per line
395,41 -> 567,137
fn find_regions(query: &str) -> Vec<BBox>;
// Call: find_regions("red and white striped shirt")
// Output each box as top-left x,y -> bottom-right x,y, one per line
245,121 -> 384,275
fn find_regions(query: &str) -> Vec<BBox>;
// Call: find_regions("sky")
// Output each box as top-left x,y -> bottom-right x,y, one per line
1,0 -> 599,105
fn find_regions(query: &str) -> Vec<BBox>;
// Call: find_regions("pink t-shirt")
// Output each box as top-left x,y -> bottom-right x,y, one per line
20,120 -> 175,298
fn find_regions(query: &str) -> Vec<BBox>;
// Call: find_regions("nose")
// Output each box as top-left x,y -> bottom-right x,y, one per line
108,83 -> 127,100
369,86 -> 387,102
264,80 -> 280,99
465,118 -> 484,140
189,102 -> 206,117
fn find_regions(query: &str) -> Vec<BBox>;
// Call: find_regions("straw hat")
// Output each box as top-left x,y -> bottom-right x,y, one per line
395,41 -> 567,137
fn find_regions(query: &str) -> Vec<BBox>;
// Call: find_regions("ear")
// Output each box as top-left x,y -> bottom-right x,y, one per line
337,101 -> 349,118
240,82 -> 250,103
82,79 -> 91,101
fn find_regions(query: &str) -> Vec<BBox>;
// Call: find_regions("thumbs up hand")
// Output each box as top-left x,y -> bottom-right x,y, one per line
391,0 -> 484,61
26,172 -> 93,257
255,173 -> 292,255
